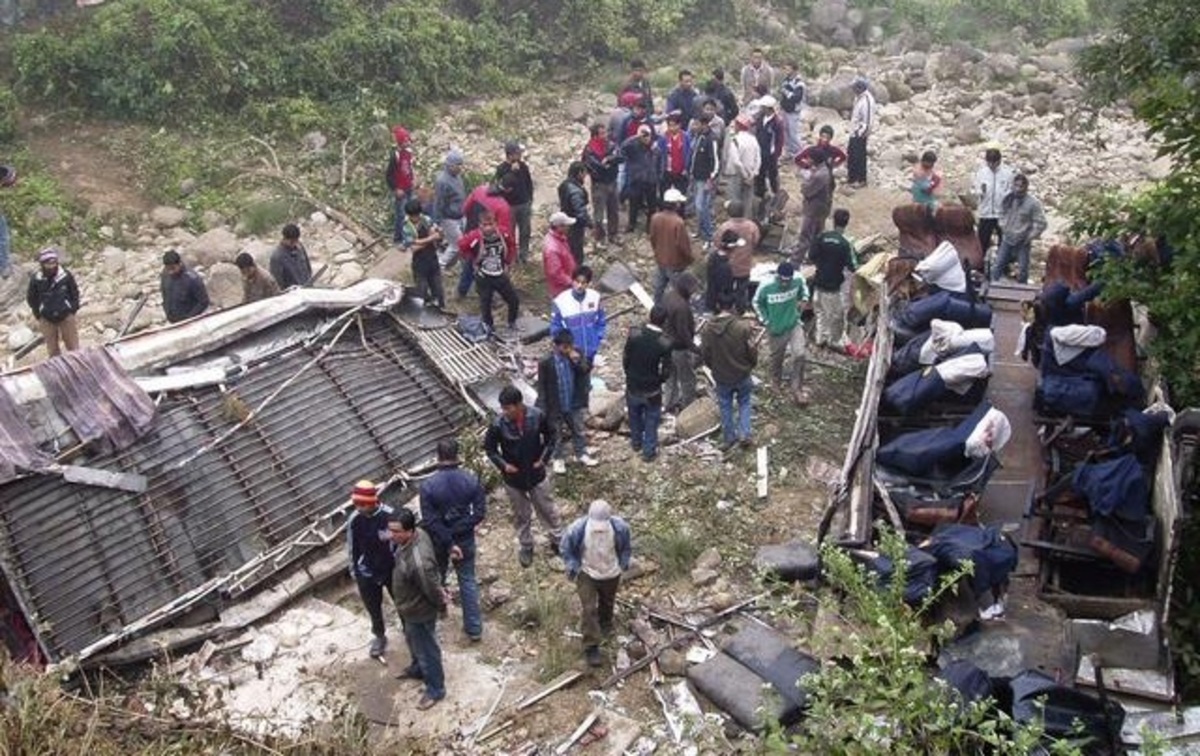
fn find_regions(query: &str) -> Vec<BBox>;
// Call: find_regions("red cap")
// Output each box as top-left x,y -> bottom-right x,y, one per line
351,480 -> 378,506
392,126 -> 410,145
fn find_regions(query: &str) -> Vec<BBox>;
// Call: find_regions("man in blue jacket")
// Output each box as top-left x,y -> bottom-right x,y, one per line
419,439 -> 487,641
537,330 -> 596,473
560,500 -> 632,667
484,385 -> 564,568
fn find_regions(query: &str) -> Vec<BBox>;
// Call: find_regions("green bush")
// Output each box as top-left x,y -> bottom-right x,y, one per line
0,86 -> 18,143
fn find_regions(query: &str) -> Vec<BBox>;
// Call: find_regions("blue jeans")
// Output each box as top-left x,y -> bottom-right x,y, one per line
457,260 -> 476,297
627,393 -> 662,459
654,266 -> 679,304
0,213 -> 10,275
391,191 -> 409,242
693,179 -> 715,242
555,408 -> 588,459
715,376 -> 754,444
402,616 -> 445,700
991,237 -> 1031,283
436,541 -> 482,638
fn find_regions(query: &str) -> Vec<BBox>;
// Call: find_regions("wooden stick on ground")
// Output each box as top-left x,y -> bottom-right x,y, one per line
555,711 -> 599,755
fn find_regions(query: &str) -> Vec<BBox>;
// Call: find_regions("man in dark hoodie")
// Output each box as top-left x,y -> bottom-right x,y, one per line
537,330 -> 596,474
495,141 -> 535,262
701,292 -> 759,451
160,249 -> 210,323
26,247 -> 81,357
661,271 -> 700,413
387,508 -> 447,710
582,122 -> 623,246
623,305 -> 673,462
484,385 -> 564,568
705,229 -> 740,314
346,480 -> 396,659
557,161 -> 592,266
419,439 -> 486,642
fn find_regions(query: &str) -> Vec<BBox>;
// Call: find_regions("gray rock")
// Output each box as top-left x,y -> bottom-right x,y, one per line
206,262 -> 243,309
953,112 -> 983,144
925,51 -> 965,82
881,74 -> 914,103
7,325 -> 35,351
830,26 -> 855,49
485,580 -> 514,608
813,76 -> 858,113
100,246 -> 127,276
810,0 -> 848,33
98,225 -> 115,240
658,648 -> 687,677
367,123 -> 393,148
1029,93 -> 1053,116
324,236 -> 354,256
179,178 -> 198,197
29,205 -> 61,226
691,567 -> 719,587
330,261 -> 365,287
845,7 -> 865,29
1033,54 -> 1072,73
754,540 -> 820,581
565,99 -> 590,124
674,395 -> 719,439
989,92 -> 1017,117
1027,77 -> 1058,95
302,131 -> 328,152
1043,36 -> 1091,56
150,206 -> 189,229
986,53 -> 1021,81
587,389 -> 625,431
901,51 -> 927,71
201,210 -> 225,230
118,283 -> 142,300
187,227 -> 240,268
694,546 -> 722,572
1019,63 -> 1040,79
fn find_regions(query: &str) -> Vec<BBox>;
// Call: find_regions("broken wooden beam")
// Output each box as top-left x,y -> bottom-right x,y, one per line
514,669 -> 583,711
555,711 -> 599,755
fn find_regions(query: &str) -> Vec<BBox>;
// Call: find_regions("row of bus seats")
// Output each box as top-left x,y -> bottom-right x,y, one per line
1027,244 -> 1167,580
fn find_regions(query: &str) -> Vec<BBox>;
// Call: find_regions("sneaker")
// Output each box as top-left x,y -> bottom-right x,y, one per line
739,437 -> 754,449
552,459 -> 567,475
718,439 -> 737,453
518,548 -> 534,568
368,635 -> 387,658
416,693 -> 441,710
467,633 -> 483,643
642,451 -> 658,463
585,645 -> 603,667
794,388 -> 811,407
630,444 -> 643,454
577,453 -> 599,467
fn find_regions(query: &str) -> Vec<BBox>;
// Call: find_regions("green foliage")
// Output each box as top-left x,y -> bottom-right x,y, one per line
0,86 -> 18,143
863,0 -> 1098,42
769,531 -> 1080,754
0,150 -> 84,258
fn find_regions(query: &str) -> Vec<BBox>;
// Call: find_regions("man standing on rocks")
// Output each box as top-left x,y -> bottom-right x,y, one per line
460,175 -> 514,298
400,199 -> 445,309
779,61 -> 807,161
433,150 -> 468,267
419,439 -> 486,642
537,329 -> 597,474
623,305 -> 672,462
723,116 -> 760,218
755,96 -> 784,201
741,48 -> 775,104
26,247 -> 80,357
557,161 -> 592,266
662,271 -> 700,414
560,500 -> 632,667
269,224 -> 313,290
705,68 -> 739,123
847,77 -> 875,188
809,209 -> 856,349
974,146 -> 1015,257
704,230 -> 739,315
701,291 -> 759,451
793,154 -> 834,263
551,265 -> 607,374
716,200 -> 760,313
160,250 -> 210,323
0,163 -> 17,279
657,114 -> 691,203
621,124 -> 660,234
690,113 -> 721,245
385,126 -> 416,246
649,188 -> 694,303
458,210 -> 519,334
665,69 -> 700,128
754,261 -> 810,406
542,211 -> 577,299
235,252 -> 280,304
495,141 -> 534,263
619,59 -> 654,111
582,122 -> 622,248
484,385 -> 564,569
346,479 -> 395,659
991,173 -> 1047,284
387,508 -> 447,710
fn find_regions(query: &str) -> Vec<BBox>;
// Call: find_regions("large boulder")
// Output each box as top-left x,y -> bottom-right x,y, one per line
675,395 -> 720,439
187,227 -> 241,268
150,206 -> 189,229
206,262 -> 243,309
809,0 -> 849,36
985,53 -> 1021,82
953,112 -> 983,145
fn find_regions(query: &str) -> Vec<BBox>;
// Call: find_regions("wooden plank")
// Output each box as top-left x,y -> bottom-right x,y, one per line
756,446 -> 769,499
135,367 -> 228,393
60,464 -> 148,493
555,711 -> 599,755
514,669 -> 584,711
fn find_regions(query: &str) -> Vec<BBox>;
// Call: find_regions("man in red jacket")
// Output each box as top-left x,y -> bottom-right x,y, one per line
458,177 -> 515,298
543,211 -> 578,299
385,126 -> 416,245
459,210 -> 520,333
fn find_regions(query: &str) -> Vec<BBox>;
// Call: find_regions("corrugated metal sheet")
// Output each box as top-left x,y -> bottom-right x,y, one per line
0,313 -> 468,660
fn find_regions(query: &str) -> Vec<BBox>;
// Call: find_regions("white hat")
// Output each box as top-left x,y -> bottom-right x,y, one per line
663,187 -> 687,203
549,211 -> 576,227
759,95 -> 778,109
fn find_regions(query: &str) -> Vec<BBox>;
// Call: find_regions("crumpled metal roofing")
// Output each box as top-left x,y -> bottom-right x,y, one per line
0,312 -> 467,661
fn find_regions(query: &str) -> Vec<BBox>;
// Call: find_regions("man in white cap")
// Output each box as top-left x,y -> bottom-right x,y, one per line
847,77 -> 875,187
560,500 -> 632,667
755,95 -> 784,201
542,211 -> 578,299
25,247 -> 81,357
723,117 -> 761,218
649,187 -> 694,303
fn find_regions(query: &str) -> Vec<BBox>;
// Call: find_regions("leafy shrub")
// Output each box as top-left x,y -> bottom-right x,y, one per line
0,86 -> 18,143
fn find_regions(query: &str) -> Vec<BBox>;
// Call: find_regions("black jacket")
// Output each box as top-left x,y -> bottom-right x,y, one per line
623,324 -> 672,399
419,465 -> 487,554
662,277 -> 698,350
161,268 -> 210,323
484,405 -> 558,491
496,160 -> 535,206
582,140 -> 622,185
27,267 -> 80,323
704,252 -> 734,313
690,131 -> 719,181
557,179 -> 592,227
536,351 -> 591,420
269,244 -> 313,289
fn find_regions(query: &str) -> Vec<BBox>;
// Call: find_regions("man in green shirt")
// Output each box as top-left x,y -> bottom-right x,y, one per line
753,261 -> 810,406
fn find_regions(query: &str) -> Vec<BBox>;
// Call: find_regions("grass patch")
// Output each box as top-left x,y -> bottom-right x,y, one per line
239,198 -> 296,237
511,571 -> 579,682
642,527 -> 704,580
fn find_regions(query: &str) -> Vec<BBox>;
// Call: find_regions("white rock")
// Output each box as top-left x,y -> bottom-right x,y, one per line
241,634 -> 278,664
330,262 -> 365,287
310,211 -> 330,225
7,325 -> 35,351
100,246 -> 127,276
324,236 -> 354,256
187,227 -> 240,268
150,206 -> 189,229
